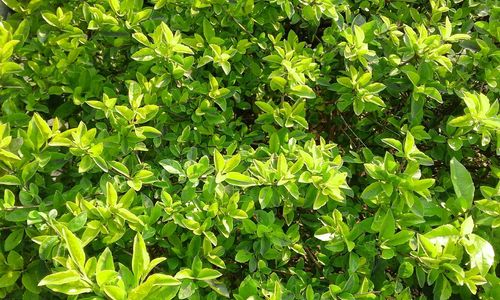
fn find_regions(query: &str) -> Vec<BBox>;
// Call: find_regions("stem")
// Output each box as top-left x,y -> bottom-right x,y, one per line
0,225 -> 23,230
1,205 -> 44,211
304,246 -> 322,273
339,112 -> 368,148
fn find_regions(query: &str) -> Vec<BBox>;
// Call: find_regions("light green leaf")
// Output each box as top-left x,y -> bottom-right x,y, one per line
33,113 -> 52,140
62,227 -> 86,271
39,270 -> 81,286
159,159 -> 185,176
132,48 -> 156,61
0,175 -> 21,186
290,85 -> 316,99
106,182 -> 117,207
450,158 -> 474,210
132,233 -> 150,283
214,149 -> 224,173
46,280 -> 92,295
225,172 -> 256,187
196,268 -> 222,281
461,216 -> 474,236
97,247 -> 115,272
463,234 -> 495,275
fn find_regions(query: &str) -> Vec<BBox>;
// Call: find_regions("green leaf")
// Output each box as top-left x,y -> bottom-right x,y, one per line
404,132 -> 415,156
463,234 -> 495,275
259,187 -> 273,209
214,149 -> 225,173
235,250 -> 252,263
398,262 -> 414,278
133,33 -> 151,46
270,281 -> 282,300
159,159 -> 185,176
110,161 -> 130,177
0,270 -> 20,288
423,87 -> 442,103
4,228 -> 24,251
243,0 -> 254,13
255,101 -> 274,114
461,216 -> 474,236
39,270 -> 81,286
173,44 -> 194,55
290,85 -> 316,99
117,208 -> 144,226
132,233 -> 150,283
196,268 -> 222,281
93,155 -> 109,172
405,71 -> 420,86
154,0 -> 168,9
223,154 -> 240,173
22,271 -> 41,294
109,0 -> 120,14
45,280 -> 92,295
106,182 -> 117,207
41,12 -> 59,27
33,113 -> 51,140
385,230 -> 414,246
270,76 -> 287,91
313,193 -> 328,210
7,251 -> 23,269
224,172 -> 256,187
146,273 -> 180,286
97,247 -> 115,272
365,83 -> 386,93
2,189 -> 15,208
132,48 -> 156,61
314,227 -> 334,241
104,285 -> 127,300
433,275 -> 452,300
203,19 -> 215,42
337,77 -> 352,88
379,210 -> 395,240
354,25 -> 365,45
450,158 -> 474,210
381,138 -> 403,152
0,175 -> 21,186
174,269 -> 194,280
191,255 -> 202,276
68,213 -> 87,232
97,270 -> 119,287
62,227 -> 86,271
0,62 -> 23,74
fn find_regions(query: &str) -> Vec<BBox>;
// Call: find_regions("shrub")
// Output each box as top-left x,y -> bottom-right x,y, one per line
0,0 -> 498,299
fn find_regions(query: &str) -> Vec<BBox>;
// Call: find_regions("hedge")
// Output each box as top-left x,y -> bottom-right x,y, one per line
0,0 -> 498,299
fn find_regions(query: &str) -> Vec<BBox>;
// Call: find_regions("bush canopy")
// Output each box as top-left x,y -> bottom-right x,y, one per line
0,0 -> 498,299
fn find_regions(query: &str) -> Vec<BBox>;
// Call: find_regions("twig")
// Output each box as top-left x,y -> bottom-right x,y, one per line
304,246 -> 322,272
0,225 -> 23,230
355,291 -> 382,296
365,116 -> 401,137
230,15 -> 256,39
339,113 -> 368,148
338,125 -> 357,149
1,205 -> 43,211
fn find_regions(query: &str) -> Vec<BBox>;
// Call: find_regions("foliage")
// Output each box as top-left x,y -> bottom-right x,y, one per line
0,0 -> 499,299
